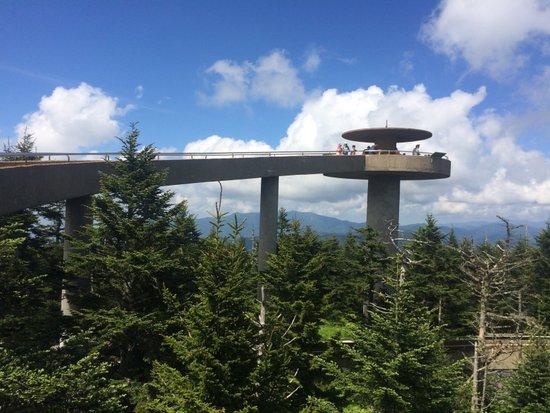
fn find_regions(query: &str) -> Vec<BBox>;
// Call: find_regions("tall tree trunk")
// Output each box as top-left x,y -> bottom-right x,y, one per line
258,284 -> 266,356
481,361 -> 488,412
472,278 -> 488,412
472,340 -> 478,413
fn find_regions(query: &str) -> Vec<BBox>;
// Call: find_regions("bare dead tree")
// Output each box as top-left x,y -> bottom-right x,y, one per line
391,218 -> 533,412
456,227 -> 531,412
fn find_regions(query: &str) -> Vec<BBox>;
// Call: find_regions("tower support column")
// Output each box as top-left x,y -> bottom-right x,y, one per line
258,176 -> 279,272
62,195 -> 92,316
366,176 -> 400,246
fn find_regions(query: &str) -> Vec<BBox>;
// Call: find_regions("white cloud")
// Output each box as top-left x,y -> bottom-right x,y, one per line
15,83 -> 129,152
184,135 -> 272,153
200,50 -> 306,108
303,48 -> 322,72
200,60 -> 249,106
175,84 -> 550,224
422,0 -> 550,79
250,50 -> 305,107
135,85 -> 144,99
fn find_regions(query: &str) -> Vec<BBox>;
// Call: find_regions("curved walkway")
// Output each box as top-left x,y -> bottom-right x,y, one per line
0,153 -> 360,215
0,151 -> 450,216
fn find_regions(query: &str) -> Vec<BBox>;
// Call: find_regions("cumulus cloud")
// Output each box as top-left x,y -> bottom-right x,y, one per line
200,60 -> 249,106
176,84 -> 550,223
200,50 -> 306,107
184,135 -> 272,153
15,83 -> 129,152
250,51 -> 305,107
421,0 -> 550,79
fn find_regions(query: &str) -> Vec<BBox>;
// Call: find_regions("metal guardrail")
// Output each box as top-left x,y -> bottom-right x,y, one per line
0,150 -> 445,162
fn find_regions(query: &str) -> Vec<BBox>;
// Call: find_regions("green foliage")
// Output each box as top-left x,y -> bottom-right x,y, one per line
142,216 -> 253,411
299,396 -> 339,413
264,218 -> 333,403
319,322 -> 354,341
0,348 -> 130,412
533,223 -> 550,326
333,226 -> 388,319
66,124 -> 200,312
137,361 -> 221,413
0,216 -> 62,356
495,342 -> 550,412
322,259 -> 465,413
0,132 -> 65,355
406,215 -> 473,336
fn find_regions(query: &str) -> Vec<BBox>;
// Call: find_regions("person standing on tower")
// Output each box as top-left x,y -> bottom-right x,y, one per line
343,143 -> 350,155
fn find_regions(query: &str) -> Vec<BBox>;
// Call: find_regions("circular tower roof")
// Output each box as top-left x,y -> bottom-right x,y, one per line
342,127 -> 431,150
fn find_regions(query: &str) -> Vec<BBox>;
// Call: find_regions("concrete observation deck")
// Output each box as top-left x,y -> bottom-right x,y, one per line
0,127 -> 451,273
0,151 -> 449,216
328,127 -> 450,244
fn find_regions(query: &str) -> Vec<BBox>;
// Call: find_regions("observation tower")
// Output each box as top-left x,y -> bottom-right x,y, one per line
326,127 -> 451,245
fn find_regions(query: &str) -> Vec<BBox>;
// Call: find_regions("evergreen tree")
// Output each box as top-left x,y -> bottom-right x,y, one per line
445,229 -> 476,336
0,211 -> 62,356
1,127 -> 41,161
67,124 -> 199,312
406,215 -> 472,336
495,342 -> 550,412
264,219 -> 331,404
533,223 -> 550,326
333,226 -> 388,319
61,124 -> 200,400
322,255 -> 464,413
140,216 -> 297,411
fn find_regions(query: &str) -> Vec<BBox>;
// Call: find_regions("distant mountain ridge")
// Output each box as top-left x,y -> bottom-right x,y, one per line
196,211 -> 547,243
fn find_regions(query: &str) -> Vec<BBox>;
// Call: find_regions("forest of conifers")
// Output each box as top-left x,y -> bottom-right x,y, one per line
1,127 -> 549,412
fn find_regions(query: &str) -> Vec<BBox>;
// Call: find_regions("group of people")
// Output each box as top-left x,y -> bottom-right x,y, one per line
335,143 -> 357,155
335,143 -> 422,155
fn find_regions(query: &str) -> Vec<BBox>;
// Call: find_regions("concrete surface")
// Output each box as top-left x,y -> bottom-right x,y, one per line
0,155 -> 364,215
0,153 -> 452,255
342,127 -> 432,150
325,154 -> 450,180
258,176 -> 279,271
366,176 -> 400,245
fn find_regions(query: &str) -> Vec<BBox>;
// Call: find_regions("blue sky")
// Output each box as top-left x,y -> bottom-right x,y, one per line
1,0 -> 550,223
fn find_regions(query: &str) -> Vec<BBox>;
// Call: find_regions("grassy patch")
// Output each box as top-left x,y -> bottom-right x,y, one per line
319,321 -> 354,341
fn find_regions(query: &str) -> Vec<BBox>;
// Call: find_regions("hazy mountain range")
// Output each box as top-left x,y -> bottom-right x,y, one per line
196,211 -> 548,244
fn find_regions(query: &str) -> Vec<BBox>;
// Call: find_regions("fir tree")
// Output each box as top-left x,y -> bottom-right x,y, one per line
1,127 -> 41,161
264,219 -> 331,404
495,342 -> 550,412
533,223 -> 550,326
141,216 -> 257,410
0,213 -> 62,356
61,124 -> 200,397
322,255 -> 464,413
406,215 -> 472,336
334,226 -> 388,319
66,124 -> 200,311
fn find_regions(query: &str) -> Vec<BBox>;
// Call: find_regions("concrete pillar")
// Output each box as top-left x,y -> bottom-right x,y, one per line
366,176 -> 400,247
61,195 -> 92,316
258,176 -> 279,272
